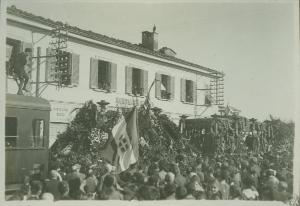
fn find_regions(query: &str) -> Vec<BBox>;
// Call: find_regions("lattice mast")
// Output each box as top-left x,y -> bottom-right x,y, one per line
209,71 -> 224,106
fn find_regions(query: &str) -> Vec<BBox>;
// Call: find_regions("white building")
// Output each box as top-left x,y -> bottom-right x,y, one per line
5,6 -> 224,146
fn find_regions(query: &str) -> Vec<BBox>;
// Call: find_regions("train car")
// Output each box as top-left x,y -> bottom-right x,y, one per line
5,94 -> 50,191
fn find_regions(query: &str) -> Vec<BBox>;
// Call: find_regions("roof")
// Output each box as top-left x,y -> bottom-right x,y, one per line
6,93 -> 51,111
7,5 -> 223,77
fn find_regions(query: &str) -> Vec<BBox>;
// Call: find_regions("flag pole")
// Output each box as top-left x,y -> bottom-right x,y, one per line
142,78 -> 156,108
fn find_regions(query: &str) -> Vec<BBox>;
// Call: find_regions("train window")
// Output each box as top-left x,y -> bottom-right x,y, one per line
32,119 -> 45,147
5,117 -> 18,148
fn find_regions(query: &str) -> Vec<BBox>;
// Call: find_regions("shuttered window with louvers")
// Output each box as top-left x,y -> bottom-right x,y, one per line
45,48 -> 56,82
71,53 -> 80,86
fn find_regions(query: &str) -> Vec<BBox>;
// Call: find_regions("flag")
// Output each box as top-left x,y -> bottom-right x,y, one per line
100,107 -> 139,172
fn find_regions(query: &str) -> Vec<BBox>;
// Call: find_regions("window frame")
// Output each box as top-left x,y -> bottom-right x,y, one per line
185,79 -> 194,103
32,119 -> 46,148
158,73 -> 173,100
131,67 -> 143,96
5,116 -> 18,148
181,78 -> 196,104
97,59 -> 111,91
90,57 -> 117,93
126,66 -> 148,97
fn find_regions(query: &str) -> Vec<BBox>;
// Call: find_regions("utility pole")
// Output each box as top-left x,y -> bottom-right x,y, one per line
35,47 -> 41,97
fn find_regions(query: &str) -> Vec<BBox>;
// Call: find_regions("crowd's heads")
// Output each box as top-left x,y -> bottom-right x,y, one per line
103,174 -> 115,188
50,170 -> 58,180
175,186 -> 188,199
243,175 -> 255,188
267,169 -> 276,177
58,181 -> 69,195
209,180 -> 220,194
41,193 -> 54,201
120,171 -> 132,183
132,172 -> 145,185
278,181 -> 288,192
30,180 -> 43,195
72,164 -> 81,172
165,172 -> 175,184
164,183 -> 176,197
147,175 -> 159,187
33,164 -> 41,174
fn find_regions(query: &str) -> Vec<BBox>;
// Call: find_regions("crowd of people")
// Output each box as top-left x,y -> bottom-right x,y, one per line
7,147 -> 293,202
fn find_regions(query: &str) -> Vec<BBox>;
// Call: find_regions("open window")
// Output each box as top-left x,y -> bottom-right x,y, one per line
5,117 -> 18,148
6,38 -> 22,76
32,119 -> 45,147
89,58 -> 117,92
125,66 -> 148,96
155,73 -> 175,100
181,79 -> 196,103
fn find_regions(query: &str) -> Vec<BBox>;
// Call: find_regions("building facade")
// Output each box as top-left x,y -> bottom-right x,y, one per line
5,6 -> 224,146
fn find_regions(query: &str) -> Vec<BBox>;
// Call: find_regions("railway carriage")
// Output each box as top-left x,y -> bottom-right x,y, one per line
5,94 -> 50,191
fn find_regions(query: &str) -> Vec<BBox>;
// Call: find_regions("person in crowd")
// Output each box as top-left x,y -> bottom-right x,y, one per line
98,174 -> 123,200
158,159 -> 168,181
68,177 -> 84,200
274,181 -> 291,203
7,177 -> 30,201
241,175 -> 259,200
83,168 -> 98,195
66,164 -> 85,199
165,172 -> 175,185
229,184 -> 242,200
41,193 -> 54,201
58,181 -> 72,200
163,183 -> 176,200
218,171 -> 230,200
207,180 -> 222,200
44,170 -> 61,201
13,48 -> 32,95
27,180 -> 43,200
30,164 -> 43,184
172,163 -> 186,188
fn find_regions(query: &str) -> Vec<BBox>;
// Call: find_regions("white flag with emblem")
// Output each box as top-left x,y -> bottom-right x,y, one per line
111,107 -> 139,172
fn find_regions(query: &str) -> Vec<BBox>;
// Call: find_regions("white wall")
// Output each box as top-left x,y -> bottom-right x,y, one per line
6,21 -> 219,125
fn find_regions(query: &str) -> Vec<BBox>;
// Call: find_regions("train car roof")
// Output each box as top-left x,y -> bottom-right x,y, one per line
6,94 -> 51,111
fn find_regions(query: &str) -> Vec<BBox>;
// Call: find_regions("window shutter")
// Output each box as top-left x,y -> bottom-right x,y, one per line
45,47 -> 56,82
90,58 -> 98,89
142,70 -> 148,96
125,66 -> 132,94
110,63 -> 117,92
71,53 -> 80,86
170,76 -> 175,100
192,81 -> 197,104
181,79 -> 186,102
155,73 -> 161,99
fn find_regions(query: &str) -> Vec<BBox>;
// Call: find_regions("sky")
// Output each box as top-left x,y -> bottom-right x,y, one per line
6,0 -> 299,121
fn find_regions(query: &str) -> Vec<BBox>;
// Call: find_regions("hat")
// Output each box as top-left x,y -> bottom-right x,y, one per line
72,164 -> 81,171
151,107 -> 162,113
50,170 -> 58,179
97,100 -> 110,106
180,114 -> 189,119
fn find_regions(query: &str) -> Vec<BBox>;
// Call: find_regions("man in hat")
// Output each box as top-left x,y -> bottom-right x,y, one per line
14,48 -> 32,94
44,170 -> 61,201
65,164 -> 86,197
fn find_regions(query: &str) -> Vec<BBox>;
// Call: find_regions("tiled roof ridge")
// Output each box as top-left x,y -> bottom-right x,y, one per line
7,5 -> 222,76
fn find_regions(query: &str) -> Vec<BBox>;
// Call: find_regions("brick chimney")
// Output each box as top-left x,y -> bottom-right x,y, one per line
142,25 -> 158,51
